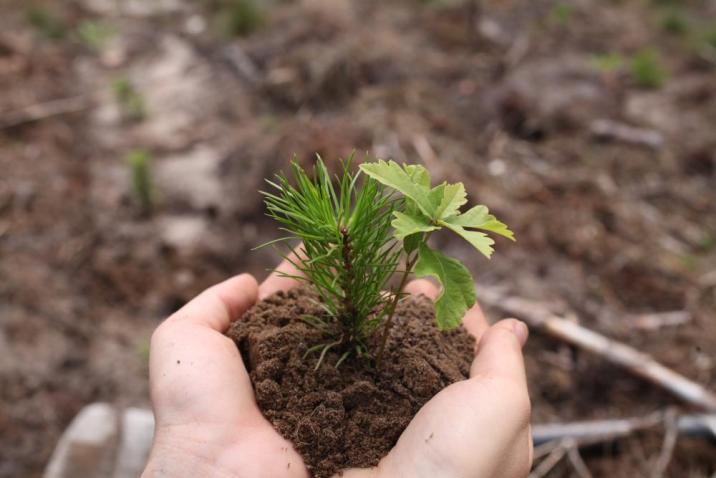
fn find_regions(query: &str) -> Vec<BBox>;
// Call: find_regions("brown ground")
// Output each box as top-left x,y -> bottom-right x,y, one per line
228,288 -> 474,478
1,0 -> 715,476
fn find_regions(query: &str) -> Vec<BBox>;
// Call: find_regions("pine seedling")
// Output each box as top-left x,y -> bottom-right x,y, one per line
216,0 -> 265,37
263,158 -> 401,364
660,9 -> 689,36
590,53 -> 625,74
262,158 -> 513,368
26,7 -> 66,40
630,49 -> 667,89
127,150 -> 154,215
550,3 -> 574,27
113,78 -> 146,122
77,20 -> 115,51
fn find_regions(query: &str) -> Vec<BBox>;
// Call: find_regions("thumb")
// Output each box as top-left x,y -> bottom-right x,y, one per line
470,318 -> 529,382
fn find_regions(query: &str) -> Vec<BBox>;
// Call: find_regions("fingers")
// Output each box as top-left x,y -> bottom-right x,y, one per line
404,279 -> 439,300
166,274 -> 259,332
463,302 -> 489,343
470,318 -> 529,382
378,318 -> 532,478
259,247 -> 306,299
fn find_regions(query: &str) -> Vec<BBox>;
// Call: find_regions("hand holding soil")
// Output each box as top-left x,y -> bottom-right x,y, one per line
142,256 -> 532,478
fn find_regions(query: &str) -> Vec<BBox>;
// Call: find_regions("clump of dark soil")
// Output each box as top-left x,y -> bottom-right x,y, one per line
227,288 -> 475,478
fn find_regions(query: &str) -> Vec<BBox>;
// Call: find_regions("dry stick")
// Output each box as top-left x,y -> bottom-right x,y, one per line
0,96 -> 87,129
479,287 -> 716,412
567,446 -> 593,478
651,409 -> 679,478
532,412 -> 716,447
532,411 -> 665,448
529,438 -> 570,478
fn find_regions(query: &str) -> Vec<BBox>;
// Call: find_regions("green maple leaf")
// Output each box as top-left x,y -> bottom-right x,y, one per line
414,243 -> 476,330
392,211 -> 439,240
360,160 -> 435,217
434,182 -> 467,219
441,222 -> 496,258
446,205 -> 515,240
404,164 -> 431,188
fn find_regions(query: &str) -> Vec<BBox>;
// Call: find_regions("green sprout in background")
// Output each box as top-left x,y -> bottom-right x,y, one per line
113,78 -> 146,122
216,0 -> 265,37
590,53 -> 625,74
660,9 -> 689,36
704,24 -> 716,50
26,7 -> 66,40
127,150 -> 154,216
550,3 -> 574,27
263,158 -> 513,367
630,49 -> 667,89
77,20 -> 116,51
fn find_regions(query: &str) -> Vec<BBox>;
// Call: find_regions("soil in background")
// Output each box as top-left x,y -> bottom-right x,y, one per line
228,288 -> 475,478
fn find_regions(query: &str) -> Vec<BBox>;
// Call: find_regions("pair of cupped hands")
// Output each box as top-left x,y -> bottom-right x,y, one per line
142,254 -> 533,478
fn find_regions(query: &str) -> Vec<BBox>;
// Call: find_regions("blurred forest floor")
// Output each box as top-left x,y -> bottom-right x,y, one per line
1,0 -> 715,476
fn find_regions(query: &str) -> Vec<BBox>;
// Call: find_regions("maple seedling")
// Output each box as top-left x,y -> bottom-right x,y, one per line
262,157 -> 513,367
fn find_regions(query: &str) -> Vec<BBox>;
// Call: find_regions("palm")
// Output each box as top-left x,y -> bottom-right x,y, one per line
150,297 -> 309,477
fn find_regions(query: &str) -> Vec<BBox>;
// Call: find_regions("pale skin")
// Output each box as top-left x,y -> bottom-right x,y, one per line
143,256 -> 533,478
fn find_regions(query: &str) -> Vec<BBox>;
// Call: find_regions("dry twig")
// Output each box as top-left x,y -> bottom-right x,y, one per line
529,438 -> 570,478
480,287 -> 716,412
532,412 -> 716,447
532,412 -> 664,446
650,409 -> 679,478
626,311 -> 692,331
567,446 -> 593,478
590,118 -> 664,150
1,96 -> 87,129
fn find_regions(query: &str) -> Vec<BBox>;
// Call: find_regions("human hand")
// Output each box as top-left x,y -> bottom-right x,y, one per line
143,259 -> 532,478
345,280 -> 533,478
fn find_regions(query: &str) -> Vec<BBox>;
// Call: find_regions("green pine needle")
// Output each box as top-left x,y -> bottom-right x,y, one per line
261,156 -> 400,344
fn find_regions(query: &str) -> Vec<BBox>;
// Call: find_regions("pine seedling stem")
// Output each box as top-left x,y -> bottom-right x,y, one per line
339,224 -> 358,341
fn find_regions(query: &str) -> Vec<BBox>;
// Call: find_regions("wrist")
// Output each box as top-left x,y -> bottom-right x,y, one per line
142,431 -> 226,478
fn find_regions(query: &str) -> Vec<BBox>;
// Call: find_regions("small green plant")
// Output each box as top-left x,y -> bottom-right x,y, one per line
660,9 -> 689,35
703,24 -> 716,50
630,49 -> 667,89
127,150 -> 154,215
26,7 -> 66,40
136,335 -> 151,366
113,78 -> 146,121
263,158 -> 513,367
77,20 -> 115,50
550,3 -> 574,26
216,0 -> 265,37
590,53 -> 625,74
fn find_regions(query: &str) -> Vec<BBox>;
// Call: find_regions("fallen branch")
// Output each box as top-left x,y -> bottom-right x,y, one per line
480,287 -> 716,412
0,96 -> 87,130
529,438 -> 569,478
567,446 -> 593,478
532,412 -> 716,446
650,409 -> 679,478
590,118 -> 664,150
530,436 -> 594,478
626,310 -> 692,331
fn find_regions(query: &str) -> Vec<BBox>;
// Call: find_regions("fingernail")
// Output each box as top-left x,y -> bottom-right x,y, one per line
512,320 -> 529,345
